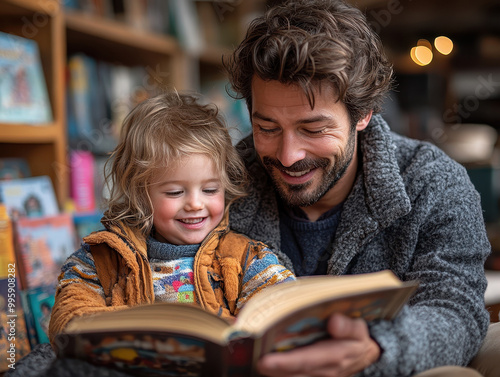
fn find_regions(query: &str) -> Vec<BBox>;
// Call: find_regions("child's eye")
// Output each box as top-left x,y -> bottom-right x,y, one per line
165,191 -> 183,197
203,188 -> 220,195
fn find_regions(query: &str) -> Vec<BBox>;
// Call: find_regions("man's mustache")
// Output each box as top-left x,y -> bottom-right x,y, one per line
262,157 -> 330,172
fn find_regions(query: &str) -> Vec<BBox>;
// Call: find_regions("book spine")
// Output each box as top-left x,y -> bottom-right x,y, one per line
0,278 -> 32,371
70,150 -> 96,213
0,205 -> 16,278
227,336 -> 256,377
20,290 -> 39,349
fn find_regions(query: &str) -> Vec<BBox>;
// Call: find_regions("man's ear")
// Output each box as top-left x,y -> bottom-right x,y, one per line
356,111 -> 373,131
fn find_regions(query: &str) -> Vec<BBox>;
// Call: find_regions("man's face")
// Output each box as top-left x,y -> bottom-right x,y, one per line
251,77 -> 368,208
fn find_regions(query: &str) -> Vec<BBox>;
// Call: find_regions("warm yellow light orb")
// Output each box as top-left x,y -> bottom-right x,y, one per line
434,36 -> 453,55
411,46 -> 433,66
410,47 -> 425,66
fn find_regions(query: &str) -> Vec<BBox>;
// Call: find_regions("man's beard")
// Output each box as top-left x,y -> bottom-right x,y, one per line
262,128 -> 357,208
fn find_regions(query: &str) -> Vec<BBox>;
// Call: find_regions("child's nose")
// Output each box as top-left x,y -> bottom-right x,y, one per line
185,193 -> 204,211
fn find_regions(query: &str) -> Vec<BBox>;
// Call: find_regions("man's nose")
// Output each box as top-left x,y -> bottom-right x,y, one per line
276,132 -> 306,167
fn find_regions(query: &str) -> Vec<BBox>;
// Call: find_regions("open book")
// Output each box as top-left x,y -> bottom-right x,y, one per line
54,270 -> 418,377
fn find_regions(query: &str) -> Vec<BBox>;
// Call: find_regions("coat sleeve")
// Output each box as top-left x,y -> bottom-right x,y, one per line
361,155 -> 491,376
235,247 -> 296,313
48,245 -> 127,346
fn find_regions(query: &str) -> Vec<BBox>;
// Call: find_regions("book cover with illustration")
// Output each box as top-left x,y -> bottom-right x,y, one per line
20,290 -> 39,349
0,158 -> 31,181
0,31 -> 52,124
72,210 -> 103,243
54,271 -> 418,377
0,175 -> 59,219
14,213 -> 77,290
0,278 -> 31,372
24,285 -> 55,344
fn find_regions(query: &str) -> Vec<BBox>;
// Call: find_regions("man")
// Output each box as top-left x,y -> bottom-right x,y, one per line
225,1 -> 497,376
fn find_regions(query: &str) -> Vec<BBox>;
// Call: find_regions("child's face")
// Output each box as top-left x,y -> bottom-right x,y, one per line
149,154 -> 225,245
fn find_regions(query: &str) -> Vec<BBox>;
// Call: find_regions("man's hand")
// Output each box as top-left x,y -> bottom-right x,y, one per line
257,313 -> 381,377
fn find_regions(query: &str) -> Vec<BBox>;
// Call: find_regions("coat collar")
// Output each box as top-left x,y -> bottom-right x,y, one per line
84,219 -> 149,262
357,114 -> 411,228
93,211 -> 232,260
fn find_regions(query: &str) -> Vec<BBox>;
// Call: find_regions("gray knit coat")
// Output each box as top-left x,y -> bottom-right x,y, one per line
229,114 -> 491,377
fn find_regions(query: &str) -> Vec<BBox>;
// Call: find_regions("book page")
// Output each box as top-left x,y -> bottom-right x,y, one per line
235,271 -> 417,334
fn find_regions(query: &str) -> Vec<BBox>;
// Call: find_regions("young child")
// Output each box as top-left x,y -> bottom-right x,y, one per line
48,92 -> 295,343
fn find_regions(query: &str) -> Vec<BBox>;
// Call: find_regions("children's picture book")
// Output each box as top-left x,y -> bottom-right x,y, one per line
0,31 -> 52,124
0,175 -> 59,219
0,278 -> 31,372
24,285 -> 55,344
54,270 -> 418,377
14,213 -> 77,290
73,210 -> 103,243
0,158 -> 31,181
20,290 -> 39,349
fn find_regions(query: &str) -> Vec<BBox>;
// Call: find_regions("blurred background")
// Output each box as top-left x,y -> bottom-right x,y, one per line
0,0 -> 499,357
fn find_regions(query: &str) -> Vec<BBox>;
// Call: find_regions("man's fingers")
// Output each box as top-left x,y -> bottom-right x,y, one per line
258,315 -> 380,377
257,338 -> 346,376
328,313 -> 369,341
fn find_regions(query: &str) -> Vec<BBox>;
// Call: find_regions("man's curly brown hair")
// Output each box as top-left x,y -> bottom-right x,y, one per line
223,0 -> 393,125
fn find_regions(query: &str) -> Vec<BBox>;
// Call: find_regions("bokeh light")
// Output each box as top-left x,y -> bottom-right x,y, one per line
434,36 -> 453,55
410,45 -> 433,66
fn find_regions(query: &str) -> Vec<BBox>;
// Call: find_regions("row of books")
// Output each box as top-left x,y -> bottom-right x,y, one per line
0,163 -> 104,372
0,205 -> 61,370
66,54 -> 157,155
65,0 -> 170,35
0,159 -> 104,284
0,155 -> 107,217
67,52 -> 251,152
0,277 -> 45,371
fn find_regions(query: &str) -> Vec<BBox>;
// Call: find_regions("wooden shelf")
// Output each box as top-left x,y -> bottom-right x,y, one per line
0,0 -> 59,15
0,124 -> 60,143
64,11 -> 182,69
65,11 -> 178,56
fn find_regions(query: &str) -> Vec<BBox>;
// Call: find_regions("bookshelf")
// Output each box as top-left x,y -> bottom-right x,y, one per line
0,0 -> 261,209
0,0 -> 66,204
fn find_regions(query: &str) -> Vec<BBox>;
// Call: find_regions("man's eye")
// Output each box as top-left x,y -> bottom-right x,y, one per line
257,125 -> 279,134
304,128 -> 325,135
